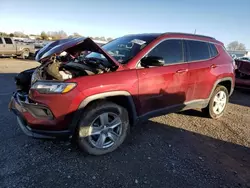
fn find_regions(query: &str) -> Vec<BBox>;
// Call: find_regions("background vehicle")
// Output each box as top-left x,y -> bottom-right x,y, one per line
235,57 -> 250,88
237,56 -> 250,62
9,33 -> 235,155
0,37 -> 36,59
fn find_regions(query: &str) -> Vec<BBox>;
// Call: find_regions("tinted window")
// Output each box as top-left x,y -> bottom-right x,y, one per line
187,40 -> 210,61
147,39 -> 184,64
209,43 -> 218,57
0,38 -> 3,44
4,38 -> 13,44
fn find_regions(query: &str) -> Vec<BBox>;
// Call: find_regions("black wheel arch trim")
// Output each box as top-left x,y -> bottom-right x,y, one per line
68,91 -> 138,134
208,77 -> 234,100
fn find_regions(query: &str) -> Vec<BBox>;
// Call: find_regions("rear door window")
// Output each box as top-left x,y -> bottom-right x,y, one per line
4,38 -> 13,44
0,38 -> 3,44
147,39 -> 184,65
186,40 -> 210,61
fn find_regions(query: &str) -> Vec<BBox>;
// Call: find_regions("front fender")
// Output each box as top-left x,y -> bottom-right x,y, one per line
68,90 -> 138,133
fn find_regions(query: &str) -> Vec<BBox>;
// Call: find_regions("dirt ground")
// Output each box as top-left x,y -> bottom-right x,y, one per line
0,58 -> 250,188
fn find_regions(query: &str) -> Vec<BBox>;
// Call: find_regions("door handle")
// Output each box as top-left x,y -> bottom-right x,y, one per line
210,64 -> 217,69
176,69 -> 188,73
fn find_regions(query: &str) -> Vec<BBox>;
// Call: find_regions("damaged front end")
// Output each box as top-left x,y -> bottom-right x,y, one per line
15,37 -> 121,93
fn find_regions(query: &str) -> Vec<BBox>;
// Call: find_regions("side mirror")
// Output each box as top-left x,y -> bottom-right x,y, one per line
141,56 -> 165,67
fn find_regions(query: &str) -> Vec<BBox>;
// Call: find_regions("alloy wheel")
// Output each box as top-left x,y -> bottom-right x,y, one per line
88,112 -> 122,149
212,90 -> 227,115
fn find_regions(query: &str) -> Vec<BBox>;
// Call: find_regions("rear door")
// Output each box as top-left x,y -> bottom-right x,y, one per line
3,38 -> 16,55
186,40 -> 218,101
137,39 -> 189,115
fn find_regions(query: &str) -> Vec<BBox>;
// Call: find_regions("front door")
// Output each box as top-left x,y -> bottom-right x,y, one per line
3,38 -> 15,55
137,39 -> 189,116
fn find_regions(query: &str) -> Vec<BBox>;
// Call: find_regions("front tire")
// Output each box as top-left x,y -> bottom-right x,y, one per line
77,101 -> 130,155
202,85 -> 229,119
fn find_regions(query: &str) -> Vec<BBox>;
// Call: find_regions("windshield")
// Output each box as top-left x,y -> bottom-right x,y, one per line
85,35 -> 157,64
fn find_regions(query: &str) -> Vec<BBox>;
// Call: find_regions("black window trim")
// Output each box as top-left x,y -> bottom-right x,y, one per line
208,42 -> 219,59
136,37 -> 221,68
3,37 -> 13,44
185,39 -> 218,63
208,42 -> 212,58
0,38 -> 3,44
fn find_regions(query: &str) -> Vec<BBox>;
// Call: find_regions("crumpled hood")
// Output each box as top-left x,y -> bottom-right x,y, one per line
35,37 -> 121,67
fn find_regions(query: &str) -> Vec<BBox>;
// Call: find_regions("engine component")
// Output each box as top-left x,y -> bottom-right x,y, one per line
46,61 -> 64,81
59,71 -> 73,80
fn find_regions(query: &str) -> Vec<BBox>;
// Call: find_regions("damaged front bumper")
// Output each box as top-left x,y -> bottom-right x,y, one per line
9,92 -> 71,139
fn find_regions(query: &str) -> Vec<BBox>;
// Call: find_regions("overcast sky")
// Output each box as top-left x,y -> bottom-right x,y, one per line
1,0 -> 249,48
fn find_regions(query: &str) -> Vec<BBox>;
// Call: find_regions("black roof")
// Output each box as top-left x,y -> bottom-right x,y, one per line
124,33 -> 162,38
164,32 -> 216,40
124,32 -> 215,40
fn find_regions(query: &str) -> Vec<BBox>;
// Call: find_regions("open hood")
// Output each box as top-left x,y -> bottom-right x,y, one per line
35,37 -> 121,67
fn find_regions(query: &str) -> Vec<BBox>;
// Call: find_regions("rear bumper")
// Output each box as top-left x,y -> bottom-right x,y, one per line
9,92 -> 71,139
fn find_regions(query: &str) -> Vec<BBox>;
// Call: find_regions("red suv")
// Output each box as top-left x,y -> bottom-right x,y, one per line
9,33 -> 235,155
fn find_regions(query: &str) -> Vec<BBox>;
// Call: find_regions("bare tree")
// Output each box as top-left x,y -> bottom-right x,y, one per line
0,32 -> 9,37
13,31 -> 26,37
107,37 -> 113,41
73,32 -> 82,37
40,31 -> 48,40
94,36 -> 101,40
68,32 -> 82,38
47,30 -> 67,40
227,41 -> 246,51
99,36 -> 106,41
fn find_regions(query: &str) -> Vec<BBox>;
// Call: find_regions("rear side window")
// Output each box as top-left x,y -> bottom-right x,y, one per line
186,40 -> 210,61
0,38 -> 3,44
148,39 -> 184,64
209,43 -> 218,57
4,38 -> 13,44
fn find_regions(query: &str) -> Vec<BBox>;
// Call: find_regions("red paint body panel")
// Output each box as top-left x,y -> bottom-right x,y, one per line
137,63 -> 188,115
188,44 -> 235,100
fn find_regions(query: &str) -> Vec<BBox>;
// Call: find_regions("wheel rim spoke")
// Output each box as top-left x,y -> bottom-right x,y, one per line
96,134 -> 106,148
214,105 -> 219,112
99,113 -> 109,125
214,97 -> 220,103
109,117 -> 121,129
218,104 -> 223,113
218,92 -> 222,99
90,126 -> 102,136
107,131 -> 119,142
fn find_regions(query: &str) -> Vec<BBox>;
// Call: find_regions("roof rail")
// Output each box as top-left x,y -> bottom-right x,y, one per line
164,32 -> 216,40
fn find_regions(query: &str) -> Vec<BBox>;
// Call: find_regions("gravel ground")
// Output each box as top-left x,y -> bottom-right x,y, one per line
0,59 -> 250,188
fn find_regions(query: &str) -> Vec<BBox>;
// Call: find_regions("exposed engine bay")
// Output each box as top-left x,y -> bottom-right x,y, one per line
15,54 -> 114,93
37,53 -> 112,81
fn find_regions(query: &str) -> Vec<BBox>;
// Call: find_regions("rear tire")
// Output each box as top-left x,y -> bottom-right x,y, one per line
202,85 -> 229,119
77,101 -> 130,155
21,49 -> 30,59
